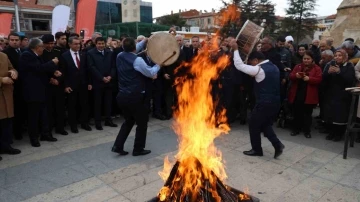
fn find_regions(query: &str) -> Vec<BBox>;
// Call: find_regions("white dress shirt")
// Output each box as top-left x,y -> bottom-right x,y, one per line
70,49 -> 80,68
233,50 -> 267,83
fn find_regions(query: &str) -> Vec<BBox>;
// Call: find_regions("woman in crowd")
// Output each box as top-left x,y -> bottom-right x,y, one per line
292,44 -> 308,67
323,49 -> 355,142
288,51 -> 322,138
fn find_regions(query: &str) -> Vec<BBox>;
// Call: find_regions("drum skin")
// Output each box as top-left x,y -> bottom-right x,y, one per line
147,33 -> 180,66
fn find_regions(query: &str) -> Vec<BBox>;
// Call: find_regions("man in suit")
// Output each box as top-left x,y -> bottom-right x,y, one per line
184,36 -> 200,62
112,37 -> 159,156
41,34 -> 68,136
62,36 -> 92,133
87,37 -> 117,130
0,52 -> 21,161
18,38 -> 62,147
2,33 -> 26,140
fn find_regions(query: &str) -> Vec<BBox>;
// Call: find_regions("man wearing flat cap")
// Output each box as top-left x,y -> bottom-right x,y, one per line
41,34 -> 68,136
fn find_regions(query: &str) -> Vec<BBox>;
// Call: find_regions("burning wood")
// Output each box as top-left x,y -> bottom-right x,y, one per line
148,158 -> 258,202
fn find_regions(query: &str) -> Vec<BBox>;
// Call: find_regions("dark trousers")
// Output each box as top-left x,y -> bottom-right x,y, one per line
144,80 -> 153,113
249,103 -> 282,153
46,85 -> 65,131
27,102 -> 50,140
164,83 -> 175,117
0,118 -> 13,150
114,93 -> 148,151
93,87 -> 112,125
292,103 -> 314,133
67,87 -> 89,127
13,85 -> 26,138
153,78 -> 164,115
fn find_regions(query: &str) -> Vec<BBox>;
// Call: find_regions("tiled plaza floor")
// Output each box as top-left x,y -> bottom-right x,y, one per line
1,116 -> 360,202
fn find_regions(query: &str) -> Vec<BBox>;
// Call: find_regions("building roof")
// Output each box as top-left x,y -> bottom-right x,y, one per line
275,16 -> 285,20
325,14 -> 337,20
180,9 -> 199,18
0,0 -> 53,10
182,12 -> 217,19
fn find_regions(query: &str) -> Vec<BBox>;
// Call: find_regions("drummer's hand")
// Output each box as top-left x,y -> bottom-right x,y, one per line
152,74 -> 158,80
164,74 -> 171,80
230,39 -> 238,50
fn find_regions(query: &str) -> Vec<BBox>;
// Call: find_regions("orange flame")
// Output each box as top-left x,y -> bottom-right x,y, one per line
158,4 -> 241,201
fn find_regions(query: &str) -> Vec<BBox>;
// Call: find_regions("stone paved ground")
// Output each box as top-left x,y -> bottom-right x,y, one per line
1,116 -> 360,202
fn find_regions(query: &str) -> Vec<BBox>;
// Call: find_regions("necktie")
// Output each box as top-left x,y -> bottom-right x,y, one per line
74,52 -> 80,69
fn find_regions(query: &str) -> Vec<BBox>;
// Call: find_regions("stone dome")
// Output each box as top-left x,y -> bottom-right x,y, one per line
338,0 -> 360,10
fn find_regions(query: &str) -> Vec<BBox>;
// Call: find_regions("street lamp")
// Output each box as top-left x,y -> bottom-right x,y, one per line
13,0 -> 21,32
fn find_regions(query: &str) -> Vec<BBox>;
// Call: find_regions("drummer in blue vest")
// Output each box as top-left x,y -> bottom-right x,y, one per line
230,39 -> 285,159
112,37 -> 159,156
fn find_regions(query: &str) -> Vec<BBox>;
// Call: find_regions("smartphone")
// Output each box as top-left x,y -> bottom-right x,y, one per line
80,30 -> 85,38
298,72 -> 305,77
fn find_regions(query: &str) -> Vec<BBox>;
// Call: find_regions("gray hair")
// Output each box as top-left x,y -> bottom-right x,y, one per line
137,35 -> 145,41
91,32 -> 102,40
322,50 -> 334,57
312,39 -> 320,43
263,36 -> 275,47
28,38 -> 43,49
175,35 -> 183,40
68,36 -> 80,44
341,41 -> 355,49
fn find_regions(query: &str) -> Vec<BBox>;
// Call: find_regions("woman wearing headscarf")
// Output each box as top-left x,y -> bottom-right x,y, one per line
322,49 -> 356,141
288,51 -> 322,138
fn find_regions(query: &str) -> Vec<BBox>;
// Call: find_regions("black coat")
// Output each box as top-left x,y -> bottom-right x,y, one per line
323,62 -> 355,123
2,47 -> 23,70
183,46 -> 198,62
61,50 -> 89,90
41,48 -> 65,85
18,50 -> 57,102
87,48 -> 115,89
262,48 -> 286,79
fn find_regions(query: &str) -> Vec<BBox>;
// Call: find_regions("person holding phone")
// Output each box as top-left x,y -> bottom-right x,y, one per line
288,51 -> 322,138
322,49 -> 356,142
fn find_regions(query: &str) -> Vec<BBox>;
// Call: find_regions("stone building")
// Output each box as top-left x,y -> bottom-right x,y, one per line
329,0 -> 360,46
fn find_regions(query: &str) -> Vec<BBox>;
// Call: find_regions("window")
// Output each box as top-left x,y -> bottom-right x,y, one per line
207,18 -> 211,24
133,9 -> 137,17
31,20 -> 50,31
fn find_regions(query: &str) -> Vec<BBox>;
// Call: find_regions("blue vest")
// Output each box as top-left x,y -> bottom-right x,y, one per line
254,61 -> 280,104
117,52 -> 145,96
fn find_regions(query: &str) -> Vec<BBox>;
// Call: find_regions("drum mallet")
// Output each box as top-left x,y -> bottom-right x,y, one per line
160,51 -> 177,66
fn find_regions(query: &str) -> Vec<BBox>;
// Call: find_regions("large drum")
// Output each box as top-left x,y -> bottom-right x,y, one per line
236,20 -> 264,62
146,32 -> 180,66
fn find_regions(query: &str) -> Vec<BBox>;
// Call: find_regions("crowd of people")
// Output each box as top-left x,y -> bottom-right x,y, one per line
1,27 -> 360,160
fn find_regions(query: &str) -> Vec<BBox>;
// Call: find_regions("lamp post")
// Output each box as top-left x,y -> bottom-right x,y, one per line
13,0 -> 21,32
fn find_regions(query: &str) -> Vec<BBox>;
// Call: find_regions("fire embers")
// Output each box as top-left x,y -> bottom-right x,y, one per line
153,159 -> 256,202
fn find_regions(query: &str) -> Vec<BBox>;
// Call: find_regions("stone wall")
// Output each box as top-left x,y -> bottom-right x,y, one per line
330,1 -> 360,46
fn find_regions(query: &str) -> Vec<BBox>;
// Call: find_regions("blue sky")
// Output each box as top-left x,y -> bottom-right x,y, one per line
150,0 -> 342,18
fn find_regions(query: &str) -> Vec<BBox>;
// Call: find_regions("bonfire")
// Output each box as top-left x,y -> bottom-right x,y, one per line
150,4 -> 259,202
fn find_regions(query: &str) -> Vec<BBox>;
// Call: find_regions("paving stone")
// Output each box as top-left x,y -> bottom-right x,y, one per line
270,145 -> 317,167
105,194 -> 131,202
83,159 -> 113,175
23,177 -> 104,202
38,164 -> 93,187
276,176 -> 336,202
64,185 -> 119,202
0,188 -> 24,202
251,168 -> 310,202
122,179 -> 164,202
317,184 -> 360,202
0,171 -> 5,187
6,177 -> 58,198
314,155 -> 360,182
59,135 -> 115,153
98,156 -> 164,184
291,149 -> 338,174
339,163 -> 360,190
109,166 -> 163,194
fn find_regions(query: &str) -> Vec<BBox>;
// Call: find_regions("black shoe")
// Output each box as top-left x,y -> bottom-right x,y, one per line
274,143 -> 285,159
152,113 -> 167,120
111,146 -> 129,155
304,132 -> 312,138
55,130 -> 68,136
326,134 -> 334,140
132,149 -> 151,156
40,135 -> 58,142
0,147 -> 21,155
30,140 -> 41,147
243,149 -> 263,157
105,121 -> 117,127
291,131 -> 300,136
81,124 -> 92,131
0,156 -> 2,161
95,125 -> 103,130
71,127 -> 79,133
